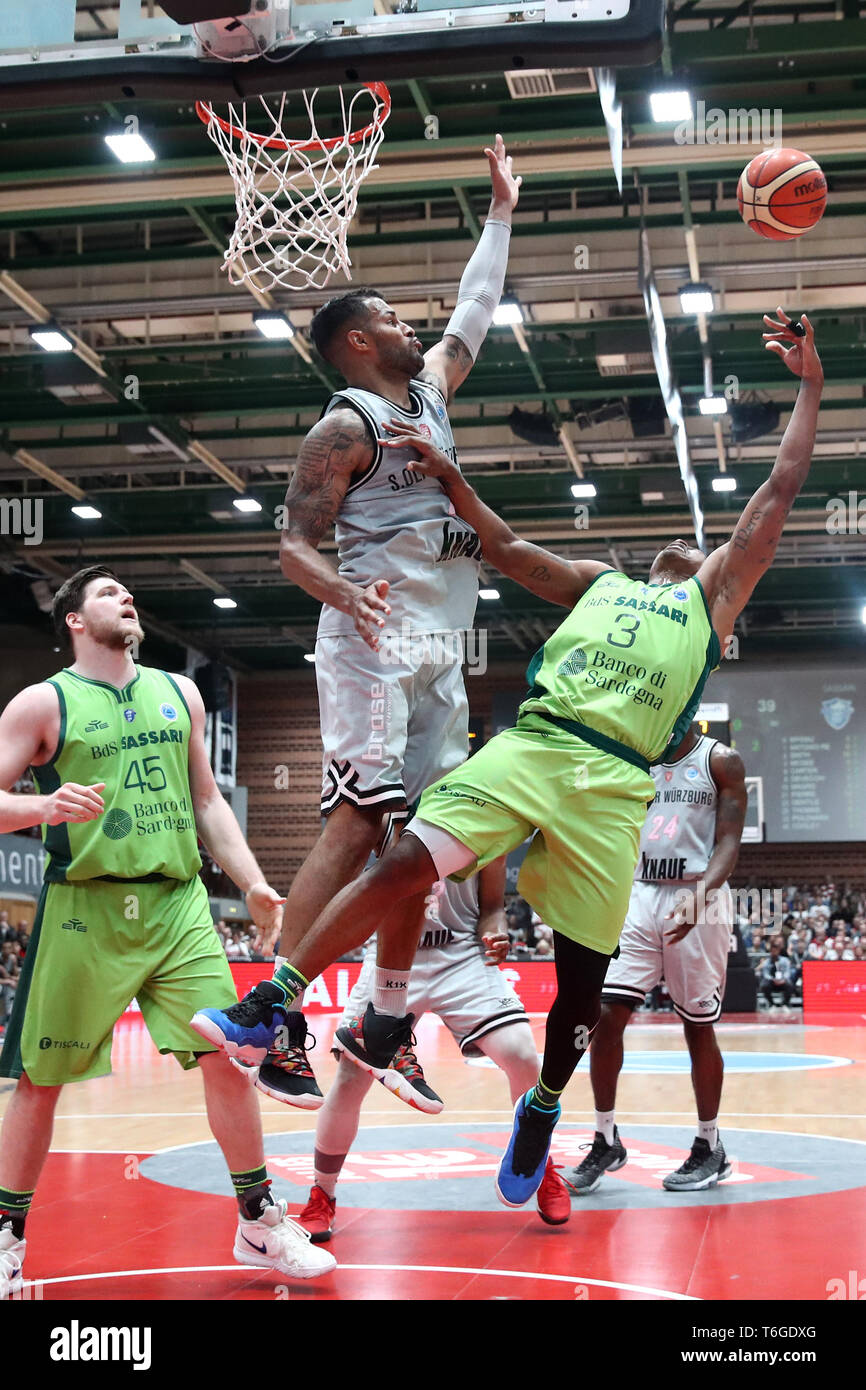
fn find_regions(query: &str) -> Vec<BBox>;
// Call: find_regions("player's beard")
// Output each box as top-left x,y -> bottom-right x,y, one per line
380,337 -> 425,377
88,615 -> 145,653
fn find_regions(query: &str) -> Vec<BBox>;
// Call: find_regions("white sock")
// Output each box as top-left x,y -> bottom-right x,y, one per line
371,966 -> 410,1018
698,1117 -> 719,1150
274,957 -> 303,1010
595,1109 -> 616,1146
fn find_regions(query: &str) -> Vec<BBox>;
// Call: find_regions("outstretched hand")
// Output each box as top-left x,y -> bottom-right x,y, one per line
484,133 -> 522,212
763,308 -> 823,385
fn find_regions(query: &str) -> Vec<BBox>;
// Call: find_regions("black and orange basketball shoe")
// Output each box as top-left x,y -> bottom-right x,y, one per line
334,1002 -> 443,1112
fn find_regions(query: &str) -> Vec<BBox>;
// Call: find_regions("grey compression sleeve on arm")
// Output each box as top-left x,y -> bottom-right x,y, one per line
443,217 -> 511,361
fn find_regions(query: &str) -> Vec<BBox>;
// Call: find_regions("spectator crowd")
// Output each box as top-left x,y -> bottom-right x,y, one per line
7,878 -> 858,1036
0,910 -> 31,1035
745,881 -> 865,1012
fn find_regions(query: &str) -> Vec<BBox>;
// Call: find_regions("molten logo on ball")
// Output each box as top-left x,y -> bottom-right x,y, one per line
737,148 -> 827,240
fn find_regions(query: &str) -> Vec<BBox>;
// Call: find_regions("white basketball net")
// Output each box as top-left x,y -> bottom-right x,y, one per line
197,84 -> 391,292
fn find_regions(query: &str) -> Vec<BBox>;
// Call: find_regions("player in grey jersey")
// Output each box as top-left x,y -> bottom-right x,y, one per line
191,136 -> 523,1105
571,724 -> 747,1194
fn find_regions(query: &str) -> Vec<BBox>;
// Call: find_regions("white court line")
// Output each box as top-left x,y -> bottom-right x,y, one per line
45,1117 -> 866,1157
131,1118 -> 866,1159
22,1263 -> 698,1301
47,1110 -> 866,1121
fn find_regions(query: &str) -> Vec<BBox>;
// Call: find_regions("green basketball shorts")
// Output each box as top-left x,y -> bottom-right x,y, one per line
0,875 -> 237,1086
414,714 -> 655,956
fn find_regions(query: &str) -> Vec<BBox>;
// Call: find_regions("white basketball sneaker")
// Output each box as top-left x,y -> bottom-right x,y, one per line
0,1229 -> 25,1300
233,1198 -> 337,1280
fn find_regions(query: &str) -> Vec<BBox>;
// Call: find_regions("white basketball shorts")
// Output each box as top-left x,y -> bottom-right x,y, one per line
316,631 -> 469,816
602,881 -> 733,1024
339,934 -> 529,1057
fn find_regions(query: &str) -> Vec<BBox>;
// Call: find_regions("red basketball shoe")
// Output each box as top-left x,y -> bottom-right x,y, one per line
536,1158 -> 572,1225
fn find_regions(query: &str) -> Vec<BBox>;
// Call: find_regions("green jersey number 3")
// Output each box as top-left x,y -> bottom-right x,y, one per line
607,613 -> 642,649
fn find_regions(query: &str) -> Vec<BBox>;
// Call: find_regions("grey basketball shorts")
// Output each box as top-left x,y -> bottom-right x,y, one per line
602,881 -> 734,1024
315,630 -> 470,816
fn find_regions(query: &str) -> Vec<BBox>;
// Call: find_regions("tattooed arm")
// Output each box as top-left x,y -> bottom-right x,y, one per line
417,335 -> 476,405
280,408 -> 392,649
698,311 -> 823,642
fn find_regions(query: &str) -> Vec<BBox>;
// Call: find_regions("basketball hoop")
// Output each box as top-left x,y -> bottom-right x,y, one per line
196,83 -> 391,291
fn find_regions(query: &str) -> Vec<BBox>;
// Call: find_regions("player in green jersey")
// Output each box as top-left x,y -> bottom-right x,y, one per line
194,309 -> 823,1208
0,566 -> 336,1299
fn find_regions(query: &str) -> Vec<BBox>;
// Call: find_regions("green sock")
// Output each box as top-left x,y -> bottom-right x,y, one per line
527,1079 -> 563,1112
230,1165 -> 272,1219
271,961 -> 308,1008
0,1186 -> 35,1240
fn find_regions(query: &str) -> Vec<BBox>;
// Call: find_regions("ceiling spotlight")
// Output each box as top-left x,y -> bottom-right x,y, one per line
71,504 -> 102,520
711,475 -> 737,492
479,588 -> 500,600
493,298 -> 524,326
253,312 -> 294,340
233,497 -> 262,513
649,90 -> 693,123
679,282 -> 715,315
30,326 -> 73,353
303,652 -> 316,662
570,482 -> 597,499
213,596 -> 237,609
699,396 -> 728,416
104,132 -> 156,163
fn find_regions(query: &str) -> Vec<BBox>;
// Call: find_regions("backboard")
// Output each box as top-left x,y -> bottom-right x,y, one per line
0,0 -> 664,106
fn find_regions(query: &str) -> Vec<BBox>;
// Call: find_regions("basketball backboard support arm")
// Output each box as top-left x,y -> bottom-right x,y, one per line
0,0 -> 664,108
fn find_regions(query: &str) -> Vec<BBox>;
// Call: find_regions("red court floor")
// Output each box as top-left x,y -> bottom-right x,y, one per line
3,1010 -> 865,1301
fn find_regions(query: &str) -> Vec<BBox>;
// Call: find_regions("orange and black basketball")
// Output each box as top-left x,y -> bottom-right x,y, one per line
737,148 -> 827,239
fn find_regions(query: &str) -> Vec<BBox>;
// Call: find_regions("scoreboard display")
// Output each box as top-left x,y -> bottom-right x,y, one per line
701,666 -> 864,843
